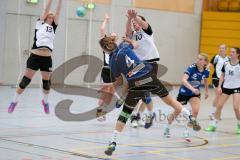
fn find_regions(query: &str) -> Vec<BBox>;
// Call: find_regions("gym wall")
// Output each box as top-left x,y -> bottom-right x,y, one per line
0,0 -> 203,85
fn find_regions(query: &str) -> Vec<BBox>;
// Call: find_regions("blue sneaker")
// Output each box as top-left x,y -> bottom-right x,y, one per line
144,112 -> 156,129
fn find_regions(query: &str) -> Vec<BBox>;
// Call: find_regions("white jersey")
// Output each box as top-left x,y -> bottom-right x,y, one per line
131,25 -> 160,61
222,61 -> 240,89
32,19 -> 58,52
211,55 -> 229,79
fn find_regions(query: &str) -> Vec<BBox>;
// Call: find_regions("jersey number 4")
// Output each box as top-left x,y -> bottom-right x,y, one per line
125,55 -> 135,68
46,26 -> 53,33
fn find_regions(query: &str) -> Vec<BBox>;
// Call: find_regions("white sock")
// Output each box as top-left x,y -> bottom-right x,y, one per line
111,130 -> 120,143
181,107 -> 191,118
13,93 -> 20,103
165,123 -> 170,129
210,119 -> 218,127
43,93 -> 49,103
211,106 -> 216,115
147,110 -> 153,116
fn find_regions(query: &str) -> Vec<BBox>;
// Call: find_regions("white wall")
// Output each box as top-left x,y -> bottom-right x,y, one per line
0,0 -> 202,85
0,0 -> 7,83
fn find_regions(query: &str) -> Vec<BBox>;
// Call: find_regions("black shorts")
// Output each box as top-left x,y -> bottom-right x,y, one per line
222,87 -> 240,95
101,67 -> 115,83
212,78 -> 219,88
144,59 -> 159,76
177,93 -> 201,105
125,71 -> 169,107
27,53 -> 52,72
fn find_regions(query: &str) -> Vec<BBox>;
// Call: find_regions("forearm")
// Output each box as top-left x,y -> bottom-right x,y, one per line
204,79 -> 209,93
218,74 -> 224,88
100,20 -> 108,37
126,19 -> 133,38
41,0 -> 52,20
54,0 -> 62,24
182,79 -> 195,92
133,16 -> 148,30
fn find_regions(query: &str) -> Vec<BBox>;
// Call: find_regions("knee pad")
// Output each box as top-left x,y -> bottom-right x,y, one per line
19,76 -> 31,89
142,92 -> 152,104
118,104 -> 134,124
42,80 -> 51,91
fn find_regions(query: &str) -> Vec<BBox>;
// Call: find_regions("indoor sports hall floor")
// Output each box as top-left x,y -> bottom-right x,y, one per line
0,86 -> 239,160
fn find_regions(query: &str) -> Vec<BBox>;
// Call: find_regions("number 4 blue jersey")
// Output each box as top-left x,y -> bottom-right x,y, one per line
179,64 -> 210,96
110,42 -> 153,81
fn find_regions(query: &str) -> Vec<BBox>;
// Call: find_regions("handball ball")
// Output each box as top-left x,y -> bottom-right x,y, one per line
76,6 -> 87,17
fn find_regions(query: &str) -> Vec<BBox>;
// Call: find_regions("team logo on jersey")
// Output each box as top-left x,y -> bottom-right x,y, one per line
192,73 -> 198,80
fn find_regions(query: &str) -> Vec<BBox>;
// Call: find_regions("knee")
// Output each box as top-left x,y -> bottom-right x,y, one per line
19,76 -> 31,89
42,79 -> 51,91
117,104 -> 134,124
142,92 -> 152,105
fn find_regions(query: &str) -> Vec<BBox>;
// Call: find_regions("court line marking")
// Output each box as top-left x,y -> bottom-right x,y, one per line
0,138 -> 108,160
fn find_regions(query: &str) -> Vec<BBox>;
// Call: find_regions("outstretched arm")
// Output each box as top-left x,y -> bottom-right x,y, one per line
125,13 -> 133,38
100,13 -> 110,38
54,0 -> 62,25
40,0 -> 53,21
128,9 -> 149,30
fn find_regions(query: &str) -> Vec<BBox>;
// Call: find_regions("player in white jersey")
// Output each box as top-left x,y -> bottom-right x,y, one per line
8,0 -> 62,114
125,9 -> 160,128
97,13 -> 118,121
208,44 -> 229,120
205,47 -> 240,134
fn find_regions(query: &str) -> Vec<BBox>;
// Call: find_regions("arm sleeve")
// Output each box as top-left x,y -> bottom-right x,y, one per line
35,18 -> 43,30
52,20 -> 58,33
184,66 -> 193,76
142,24 -> 153,35
221,64 -> 225,73
210,56 -> 216,65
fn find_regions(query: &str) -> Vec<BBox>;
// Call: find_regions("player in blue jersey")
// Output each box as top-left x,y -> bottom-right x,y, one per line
163,53 -> 210,142
99,36 -> 201,156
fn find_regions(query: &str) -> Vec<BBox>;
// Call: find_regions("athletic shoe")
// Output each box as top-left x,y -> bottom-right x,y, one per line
8,102 -> 18,113
205,125 -> 217,132
41,99 -> 50,114
115,98 -> 124,108
131,114 -> 140,128
236,124 -> 240,134
104,142 -> 116,156
209,114 -> 214,120
96,108 -> 106,122
188,116 -> 201,131
163,127 -> 171,138
138,118 -> 145,127
183,129 -> 191,142
144,112 -> 156,129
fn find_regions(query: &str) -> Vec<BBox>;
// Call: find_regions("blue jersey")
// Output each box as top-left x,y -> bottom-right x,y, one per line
179,64 -> 210,96
110,42 -> 152,81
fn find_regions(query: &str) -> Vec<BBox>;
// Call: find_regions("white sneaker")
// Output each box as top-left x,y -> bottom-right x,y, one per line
138,118 -> 145,127
131,120 -> 138,128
